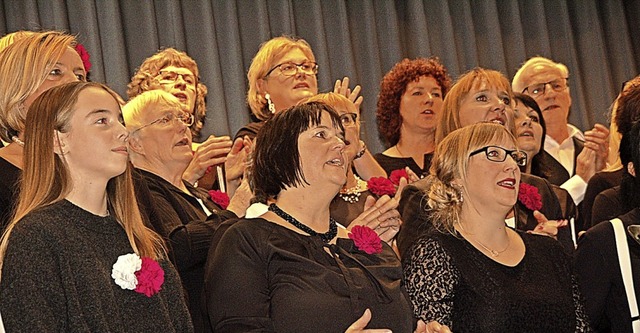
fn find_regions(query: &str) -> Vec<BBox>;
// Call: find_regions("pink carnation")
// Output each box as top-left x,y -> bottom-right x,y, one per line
209,190 -> 230,209
389,169 -> 409,186
348,225 -> 383,254
518,182 -> 543,211
134,257 -> 164,297
74,43 -> 92,72
367,177 -> 396,196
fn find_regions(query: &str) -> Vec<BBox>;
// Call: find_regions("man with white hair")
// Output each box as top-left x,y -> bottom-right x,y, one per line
513,57 -> 609,231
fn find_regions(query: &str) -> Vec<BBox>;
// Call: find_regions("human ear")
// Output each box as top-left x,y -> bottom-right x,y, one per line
628,162 -> 636,177
53,130 -> 68,155
127,135 -> 145,155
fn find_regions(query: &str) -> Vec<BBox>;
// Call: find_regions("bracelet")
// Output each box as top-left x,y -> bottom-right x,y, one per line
354,140 -> 366,159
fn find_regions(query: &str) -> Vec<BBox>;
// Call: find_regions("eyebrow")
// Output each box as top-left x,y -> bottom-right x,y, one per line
85,109 -> 112,118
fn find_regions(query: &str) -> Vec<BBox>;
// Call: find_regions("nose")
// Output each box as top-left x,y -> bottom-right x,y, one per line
334,136 -> 346,151
491,97 -> 506,114
504,154 -> 519,171
116,121 -> 129,142
425,93 -> 435,105
520,117 -> 532,128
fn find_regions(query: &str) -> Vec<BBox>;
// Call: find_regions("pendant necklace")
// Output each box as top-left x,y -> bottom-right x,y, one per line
269,203 -> 338,243
470,232 -> 511,257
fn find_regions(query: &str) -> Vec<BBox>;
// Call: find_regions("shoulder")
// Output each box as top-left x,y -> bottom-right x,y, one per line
234,121 -> 264,140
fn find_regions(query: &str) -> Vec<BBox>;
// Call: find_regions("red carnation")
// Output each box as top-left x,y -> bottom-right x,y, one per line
348,225 -> 383,254
209,190 -> 230,209
134,257 -> 164,297
518,182 -> 543,211
74,43 -> 92,73
389,169 -> 409,186
367,177 -> 396,196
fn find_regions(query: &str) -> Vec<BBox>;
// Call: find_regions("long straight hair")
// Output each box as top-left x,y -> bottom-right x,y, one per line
0,82 -> 165,279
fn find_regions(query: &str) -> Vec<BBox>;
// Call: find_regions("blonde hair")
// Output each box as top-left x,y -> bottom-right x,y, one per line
0,31 -> 77,142
123,89 -> 184,131
301,93 -> 357,114
512,56 -> 570,93
428,123 -> 517,235
0,82 -> 165,280
247,36 -> 315,121
436,68 -> 515,143
0,30 -> 35,52
127,48 -> 207,140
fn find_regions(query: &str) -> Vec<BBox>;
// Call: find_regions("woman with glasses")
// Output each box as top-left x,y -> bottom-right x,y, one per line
374,57 -> 452,179
397,68 -> 569,259
0,82 -> 193,332
403,122 -> 591,332
128,48 -> 249,192
0,31 -> 86,231
123,90 -> 251,333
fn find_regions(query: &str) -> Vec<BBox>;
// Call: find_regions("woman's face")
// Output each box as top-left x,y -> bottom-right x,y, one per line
153,65 -> 197,114
332,102 -> 360,161
399,75 -> 443,134
131,102 -> 193,172
59,87 -> 129,182
24,47 -> 86,108
458,81 -> 511,128
297,111 -> 346,189
463,137 -> 521,213
260,48 -> 318,113
513,101 -> 543,158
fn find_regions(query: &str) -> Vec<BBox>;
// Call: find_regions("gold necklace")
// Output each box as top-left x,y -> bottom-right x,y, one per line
338,175 -> 367,203
462,229 -> 511,257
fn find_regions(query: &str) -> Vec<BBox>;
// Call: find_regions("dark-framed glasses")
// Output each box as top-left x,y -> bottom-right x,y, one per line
522,78 -> 568,98
131,111 -> 194,134
264,61 -> 319,78
339,112 -> 358,127
469,145 -> 528,167
156,70 -> 197,86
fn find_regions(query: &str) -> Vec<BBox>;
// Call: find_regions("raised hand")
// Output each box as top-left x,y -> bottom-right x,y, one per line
583,123 -> 609,171
184,135 -> 233,185
334,77 -> 363,111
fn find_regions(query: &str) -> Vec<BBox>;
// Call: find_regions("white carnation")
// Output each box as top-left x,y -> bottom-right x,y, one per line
111,253 -> 142,290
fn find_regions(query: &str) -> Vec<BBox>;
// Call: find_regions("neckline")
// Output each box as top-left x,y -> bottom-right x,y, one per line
455,229 -> 526,268
268,204 -> 338,243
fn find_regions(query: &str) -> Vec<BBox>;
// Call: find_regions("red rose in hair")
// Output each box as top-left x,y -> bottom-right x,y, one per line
134,257 -> 164,297
389,169 -> 409,186
518,182 -> 543,211
348,225 -> 383,254
74,43 -> 92,72
367,177 -> 396,196
209,190 -> 230,209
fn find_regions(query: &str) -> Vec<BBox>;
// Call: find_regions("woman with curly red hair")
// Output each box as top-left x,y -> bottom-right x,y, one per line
374,58 -> 451,179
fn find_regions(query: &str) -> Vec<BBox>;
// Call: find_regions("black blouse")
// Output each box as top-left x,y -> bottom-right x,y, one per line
374,152 -> 432,179
204,218 -> 415,333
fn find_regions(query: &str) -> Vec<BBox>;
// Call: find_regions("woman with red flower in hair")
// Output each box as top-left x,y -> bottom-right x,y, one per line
204,101 -> 423,333
403,122 -> 591,332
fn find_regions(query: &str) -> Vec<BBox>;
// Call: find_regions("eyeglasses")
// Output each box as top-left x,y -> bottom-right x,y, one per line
130,111 -> 194,134
264,61 -> 318,78
156,70 -> 197,86
339,113 -> 358,127
469,145 -> 528,167
521,78 -> 568,98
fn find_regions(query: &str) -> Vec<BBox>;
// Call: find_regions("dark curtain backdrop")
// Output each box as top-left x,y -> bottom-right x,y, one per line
1,0 -> 638,153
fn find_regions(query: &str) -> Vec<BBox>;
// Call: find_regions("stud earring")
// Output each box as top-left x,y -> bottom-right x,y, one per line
265,93 -> 276,114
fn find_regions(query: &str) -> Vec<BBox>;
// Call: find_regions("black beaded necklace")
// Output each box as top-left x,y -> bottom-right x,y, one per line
268,203 -> 337,243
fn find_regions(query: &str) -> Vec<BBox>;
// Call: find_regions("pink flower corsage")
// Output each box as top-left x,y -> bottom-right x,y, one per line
209,190 -> 230,209
74,43 -> 92,73
367,177 -> 396,196
348,225 -> 383,254
111,253 -> 164,297
389,169 -> 409,186
518,182 -> 543,211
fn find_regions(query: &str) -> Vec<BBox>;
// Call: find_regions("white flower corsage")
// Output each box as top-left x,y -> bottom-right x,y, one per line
111,253 -> 164,297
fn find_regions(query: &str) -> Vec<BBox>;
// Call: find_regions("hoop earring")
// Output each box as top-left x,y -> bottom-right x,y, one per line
265,93 -> 276,114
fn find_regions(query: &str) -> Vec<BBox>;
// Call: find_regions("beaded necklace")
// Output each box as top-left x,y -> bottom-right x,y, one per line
268,203 -> 337,243
338,175 -> 368,203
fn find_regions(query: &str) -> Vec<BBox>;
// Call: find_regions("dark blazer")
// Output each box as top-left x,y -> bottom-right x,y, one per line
532,137 -> 585,186
397,173 -> 568,259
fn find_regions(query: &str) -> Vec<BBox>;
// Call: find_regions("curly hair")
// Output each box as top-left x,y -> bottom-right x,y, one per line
376,57 -> 451,148
127,48 -> 207,140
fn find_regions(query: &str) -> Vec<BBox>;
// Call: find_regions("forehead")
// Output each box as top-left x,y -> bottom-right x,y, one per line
160,65 -> 194,75
275,48 -> 311,64
59,46 -> 84,68
74,87 -> 118,115
407,75 -> 440,90
522,65 -> 564,85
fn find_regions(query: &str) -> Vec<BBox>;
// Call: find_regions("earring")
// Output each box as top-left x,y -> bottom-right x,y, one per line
265,93 -> 276,114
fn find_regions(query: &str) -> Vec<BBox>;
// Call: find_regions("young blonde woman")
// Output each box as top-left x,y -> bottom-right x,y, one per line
0,82 -> 192,332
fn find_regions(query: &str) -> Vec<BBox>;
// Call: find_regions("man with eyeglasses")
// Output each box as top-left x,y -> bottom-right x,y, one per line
512,56 -> 609,232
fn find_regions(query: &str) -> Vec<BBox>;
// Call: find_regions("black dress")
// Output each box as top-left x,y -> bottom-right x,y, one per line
233,121 -> 264,141
0,157 -> 20,232
575,208 -> 640,332
404,229 -> 592,332
373,152 -> 432,179
582,169 -> 624,228
204,218 -> 415,333
330,189 -> 376,228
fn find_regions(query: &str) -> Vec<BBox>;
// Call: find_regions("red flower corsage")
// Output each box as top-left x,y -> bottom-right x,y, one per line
111,253 -> 164,297
74,43 -> 92,73
518,182 -> 543,211
389,168 -> 409,186
348,225 -> 383,254
367,177 -> 396,196
209,190 -> 230,209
